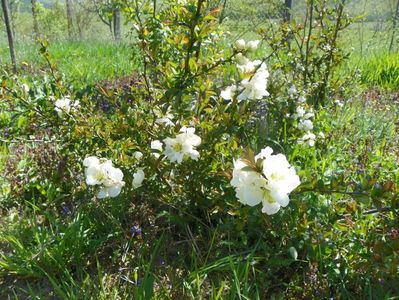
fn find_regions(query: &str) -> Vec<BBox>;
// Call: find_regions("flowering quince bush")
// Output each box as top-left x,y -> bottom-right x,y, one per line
1,1 -> 399,298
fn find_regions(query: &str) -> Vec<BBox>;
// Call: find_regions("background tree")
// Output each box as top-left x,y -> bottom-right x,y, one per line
390,0 -> 399,50
0,0 -> 19,39
74,0 -> 95,38
112,6 -> 120,40
66,0 -> 74,39
283,0 -> 293,23
31,0 -> 40,38
91,0 -> 121,40
1,0 -> 17,72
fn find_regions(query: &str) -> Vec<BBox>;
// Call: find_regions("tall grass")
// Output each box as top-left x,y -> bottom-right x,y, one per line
357,51 -> 399,90
0,39 -> 140,85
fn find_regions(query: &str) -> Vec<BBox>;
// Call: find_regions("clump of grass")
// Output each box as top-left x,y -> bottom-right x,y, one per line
359,51 -> 399,89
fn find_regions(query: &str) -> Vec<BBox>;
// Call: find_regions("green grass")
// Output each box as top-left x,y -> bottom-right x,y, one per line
0,39 -> 140,86
357,51 -> 399,89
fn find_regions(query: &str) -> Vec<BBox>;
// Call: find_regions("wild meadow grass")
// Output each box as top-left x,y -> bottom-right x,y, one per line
0,39 -> 140,86
357,51 -> 399,89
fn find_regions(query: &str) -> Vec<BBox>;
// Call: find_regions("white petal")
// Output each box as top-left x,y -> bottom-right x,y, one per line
255,147 -> 273,161
133,151 -> 143,160
133,169 -> 145,188
151,140 -> 163,151
97,187 -> 108,199
241,187 -> 263,206
261,201 -> 281,215
235,39 -> 246,50
109,167 -> 124,182
270,189 -> 290,207
107,185 -> 122,197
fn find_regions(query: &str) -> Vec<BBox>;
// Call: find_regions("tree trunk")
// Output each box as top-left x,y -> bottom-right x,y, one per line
389,0 -> 399,51
1,0 -> 17,72
31,0 -> 40,38
283,0 -> 293,23
9,0 -> 17,39
112,7 -> 121,41
66,0 -> 74,39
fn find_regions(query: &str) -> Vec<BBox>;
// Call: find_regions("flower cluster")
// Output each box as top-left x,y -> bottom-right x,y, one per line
231,147 -> 300,215
83,156 -> 125,199
54,96 -> 80,118
221,40 -> 269,102
290,98 -> 319,146
234,39 -> 260,52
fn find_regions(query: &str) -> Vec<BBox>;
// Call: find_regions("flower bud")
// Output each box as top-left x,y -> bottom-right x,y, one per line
246,40 -> 260,51
234,39 -> 246,50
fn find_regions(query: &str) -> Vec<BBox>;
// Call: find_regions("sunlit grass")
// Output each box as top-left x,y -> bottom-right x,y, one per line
0,39 -> 140,86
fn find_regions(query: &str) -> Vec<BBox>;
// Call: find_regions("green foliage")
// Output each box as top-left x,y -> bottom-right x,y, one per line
35,0 -> 68,38
360,51 -> 399,89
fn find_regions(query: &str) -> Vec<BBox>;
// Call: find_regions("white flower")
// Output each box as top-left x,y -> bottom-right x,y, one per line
298,132 -> 316,146
21,83 -> 29,93
235,53 -> 250,66
318,132 -> 325,139
288,85 -> 297,96
133,151 -> 143,160
254,147 -> 273,161
246,40 -> 260,51
334,99 -> 344,107
231,147 -> 300,215
293,106 -> 314,120
298,119 -> 313,131
303,110 -> 315,119
132,169 -> 145,189
237,66 -> 269,101
235,39 -> 246,50
54,96 -> 79,118
97,184 -> 124,199
85,159 -> 110,186
163,127 -> 201,164
230,159 -> 266,206
83,156 -> 100,168
101,162 -> 124,188
155,107 -> 174,126
237,58 -> 262,74
298,95 -> 306,103
151,140 -> 163,152
292,106 -> 305,118
220,85 -> 238,100
83,156 -> 125,198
